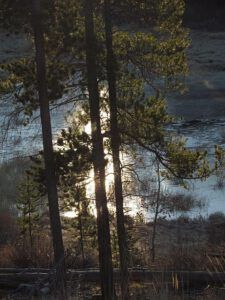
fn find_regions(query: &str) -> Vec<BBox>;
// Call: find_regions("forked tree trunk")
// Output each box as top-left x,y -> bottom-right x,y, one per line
103,0 -> 129,299
31,0 -> 66,296
84,0 -> 114,299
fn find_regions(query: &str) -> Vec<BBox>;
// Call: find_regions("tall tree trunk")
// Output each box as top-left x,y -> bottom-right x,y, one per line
103,1 -> 129,299
84,1 -> 114,299
31,0 -> 66,296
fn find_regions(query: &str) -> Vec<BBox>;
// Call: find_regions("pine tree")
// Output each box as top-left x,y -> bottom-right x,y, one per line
61,185 -> 96,267
17,173 -> 41,261
103,0 -> 129,298
84,0 -> 114,298
31,0 -> 66,296
56,122 -> 94,268
0,2 -> 212,296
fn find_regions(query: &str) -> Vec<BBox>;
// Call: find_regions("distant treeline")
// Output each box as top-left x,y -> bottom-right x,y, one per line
187,0 -> 225,6
1,0 -> 225,32
185,0 -> 225,29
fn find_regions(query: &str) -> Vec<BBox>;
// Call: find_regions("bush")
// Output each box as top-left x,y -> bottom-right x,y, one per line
0,210 -> 17,245
0,158 -> 30,213
207,212 -> 225,245
208,212 -> 225,224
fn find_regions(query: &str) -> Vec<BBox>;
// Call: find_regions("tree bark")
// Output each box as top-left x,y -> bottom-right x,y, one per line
31,0 -> 66,296
84,1 -> 114,299
103,1 -> 129,299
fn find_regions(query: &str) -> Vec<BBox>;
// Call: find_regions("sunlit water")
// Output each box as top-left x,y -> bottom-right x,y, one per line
1,94 -> 225,219
164,119 -> 225,217
1,28 -> 225,218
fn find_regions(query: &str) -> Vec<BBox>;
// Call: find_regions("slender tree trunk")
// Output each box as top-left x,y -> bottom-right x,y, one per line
151,160 -> 161,262
28,207 -> 33,257
28,199 -> 33,261
78,202 -> 85,267
22,209 -> 26,253
31,0 -> 66,296
151,201 -> 159,263
26,175 -> 33,261
84,1 -> 114,299
104,1 -> 129,298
